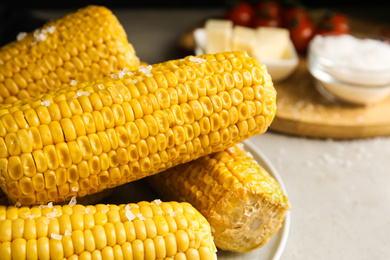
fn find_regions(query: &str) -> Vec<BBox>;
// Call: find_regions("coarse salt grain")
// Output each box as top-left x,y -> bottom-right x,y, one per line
111,74 -> 118,79
41,100 -> 50,106
37,33 -> 46,41
125,209 -> 136,221
65,230 -> 72,236
51,233 -> 62,240
118,68 -> 127,78
17,32 -> 27,41
152,199 -> 162,205
189,56 -> 207,65
137,214 -> 146,220
46,209 -> 57,219
139,65 -> 153,77
83,91 -> 90,96
85,207 -> 91,213
71,80 -> 77,85
69,196 -> 77,206
48,202 -> 53,208
72,187 -> 79,192
47,26 -> 55,34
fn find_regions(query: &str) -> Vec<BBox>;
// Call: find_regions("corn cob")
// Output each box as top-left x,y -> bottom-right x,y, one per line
0,51 -> 276,206
0,5 -> 140,104
0,200 -> 217,259
146,144 -> 290,252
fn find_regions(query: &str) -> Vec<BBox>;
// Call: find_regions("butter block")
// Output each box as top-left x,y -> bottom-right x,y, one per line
232,26 -> 256,56
205,19 -> 233,54
253,27 -> 290,60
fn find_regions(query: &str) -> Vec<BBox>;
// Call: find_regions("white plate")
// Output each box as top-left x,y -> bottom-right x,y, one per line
101,139 -> 291,260
215,139 -> 291,260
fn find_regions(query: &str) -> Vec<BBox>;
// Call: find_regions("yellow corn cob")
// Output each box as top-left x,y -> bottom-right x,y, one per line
0,200 -> 217,259
0,5 -> 140,104
146,144 -> 291,252
0,51 -> 276,206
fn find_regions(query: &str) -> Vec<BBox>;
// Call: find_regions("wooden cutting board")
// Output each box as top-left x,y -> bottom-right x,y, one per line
269,57 -> 390,139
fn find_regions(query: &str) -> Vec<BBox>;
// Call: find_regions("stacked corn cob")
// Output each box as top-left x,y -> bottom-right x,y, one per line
0,201 -> 217,259
0,51 -> 276,206
0,5 -> 140,104
146,143 -> 290,252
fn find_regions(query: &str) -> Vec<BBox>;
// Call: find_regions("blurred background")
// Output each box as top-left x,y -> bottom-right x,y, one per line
1,1 -> 389,47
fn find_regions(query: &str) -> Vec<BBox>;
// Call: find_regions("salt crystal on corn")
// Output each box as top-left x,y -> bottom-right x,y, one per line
125,209 -> 136,221
189,56 -> 207,65
83,91 -> 90,96
72,187 -> 79,192
111,74 -> 118,79
64,230 -> 72,236
69,196 -> 77,206
48,202 -> 53,208
51,233 -> 62,240
152,199 -> 162,205
47,26 -> 55,33
33,29 -> 40,38
137,214 -> 146,220
41,100 -> 50,106
85,207 -> 91,213
46,209 -> 57,219
70,80 -> 77,85
139,65 -> 153,77
38,33 -> 46,41
16,32 -> 27,41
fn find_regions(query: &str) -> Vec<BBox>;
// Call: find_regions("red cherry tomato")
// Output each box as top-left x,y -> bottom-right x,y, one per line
255,0 -> 282,19
282,6 -> 310,28
316,12 -> 350,35
225,2 -> 255,27
252,0 -> 282,28
285,9 -> 315,53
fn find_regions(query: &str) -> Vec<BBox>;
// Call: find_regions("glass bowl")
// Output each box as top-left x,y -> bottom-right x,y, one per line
307,34 -> 390,105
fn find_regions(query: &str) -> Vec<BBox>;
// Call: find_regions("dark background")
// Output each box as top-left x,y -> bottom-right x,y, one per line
0,1 -> 389,46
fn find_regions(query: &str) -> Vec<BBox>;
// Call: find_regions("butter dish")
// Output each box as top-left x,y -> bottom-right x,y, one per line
194,27 -> 298,82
